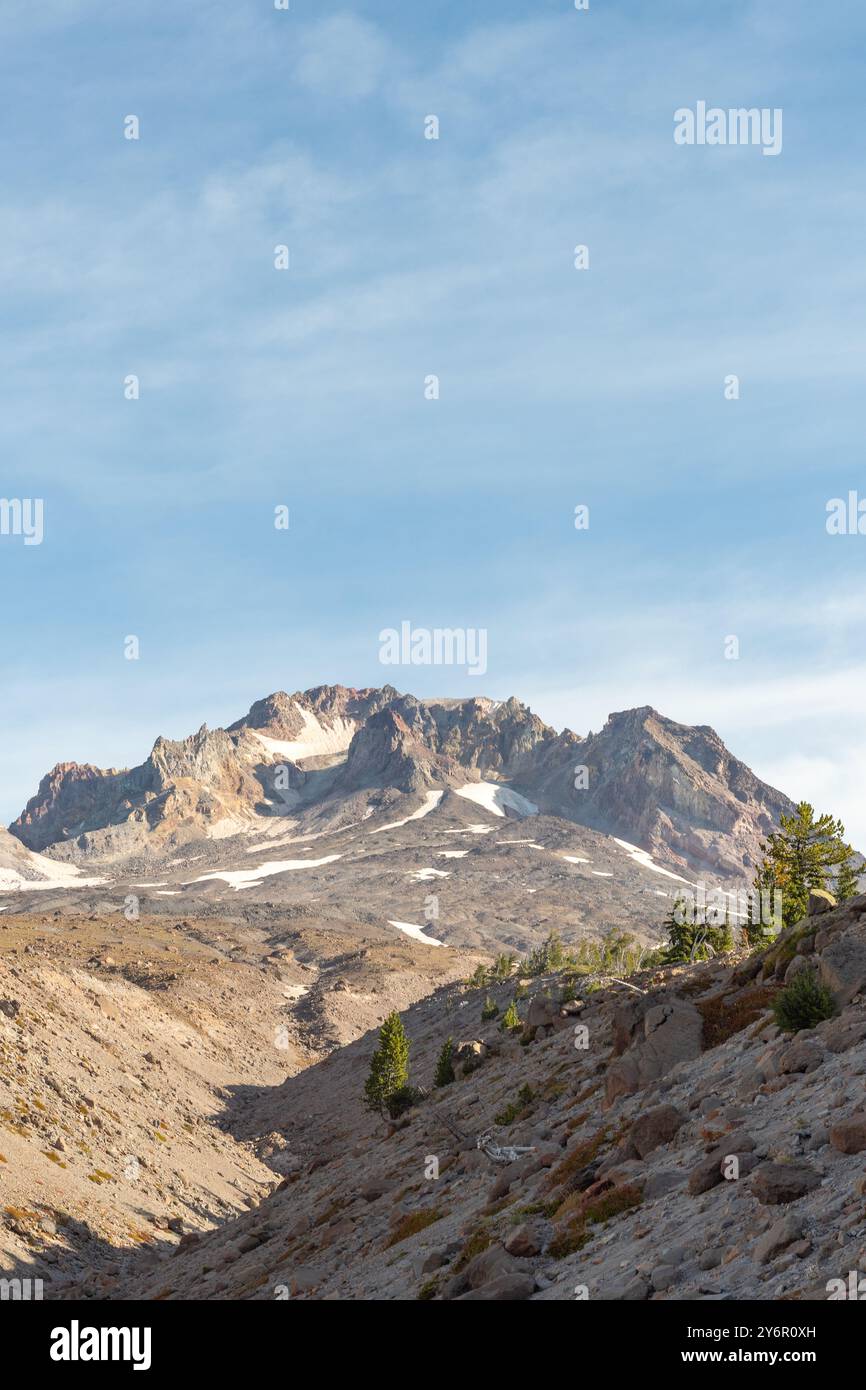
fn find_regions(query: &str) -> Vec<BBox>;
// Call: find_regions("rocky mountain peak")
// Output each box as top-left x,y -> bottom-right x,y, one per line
7,685 -> 798,882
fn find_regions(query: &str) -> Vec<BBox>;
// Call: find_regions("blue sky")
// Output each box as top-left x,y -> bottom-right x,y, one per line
2,0 -> 866,844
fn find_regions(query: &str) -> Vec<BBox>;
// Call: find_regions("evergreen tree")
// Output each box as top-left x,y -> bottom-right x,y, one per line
836,858 -> 861,902
433,1037 -> 455,1088
663,897 -> 730,964
481,994 -> 499,1021
364,1011 -> 410,1112
757,802 -> 854,928
525,929 -> 567,976
745,859 -> 779,948
662,897 -> 698,963
501,999 -> 521,1031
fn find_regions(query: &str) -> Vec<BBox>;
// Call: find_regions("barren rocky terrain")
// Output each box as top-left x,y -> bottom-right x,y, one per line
2,685 -> 862,1303
3,891 -> 866,1301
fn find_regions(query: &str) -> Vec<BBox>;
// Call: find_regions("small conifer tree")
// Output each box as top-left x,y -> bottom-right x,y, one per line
501,999 -> 521,1031
433,1037 -> 455,1088
364,1011 -> 410,1112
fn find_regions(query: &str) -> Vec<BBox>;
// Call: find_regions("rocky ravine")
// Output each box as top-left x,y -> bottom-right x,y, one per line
32,891 -> 866,1303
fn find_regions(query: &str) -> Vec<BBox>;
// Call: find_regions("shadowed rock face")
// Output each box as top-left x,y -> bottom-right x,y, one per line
9,685 -> 794,881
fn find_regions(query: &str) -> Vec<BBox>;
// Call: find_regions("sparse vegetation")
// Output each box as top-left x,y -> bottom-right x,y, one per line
453,1223 -> 492,1270
494,1082 -> 534,1126
549,1183 -> 644,1259
481,995 -> 499,1021
772,970 -> 836,1033
697,984 -> 778,1049
385,1208 -> 444,1248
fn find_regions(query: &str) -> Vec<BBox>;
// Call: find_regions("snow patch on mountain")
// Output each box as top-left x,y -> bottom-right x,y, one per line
387,920 -> 445,947
192,855 -> 343,890
251,705 -> 357,763
0,833 -> 107,893
613,837 -> 694,885
369,791 -> 444,834
453,783 -> 538,818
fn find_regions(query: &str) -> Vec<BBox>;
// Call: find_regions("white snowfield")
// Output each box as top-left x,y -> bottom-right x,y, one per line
0,840 -> 106,894
454,782 -> 538,818
251,704 -> 357,763
437,850 -> 470,859
592,871 -> 614,878
387,919 -> 445,947
369,790 -> 444,834
192,854 -> 342,891
613,837 -> 694,885
407,868 -> 451,881
443,824 -> 496,836
560,855 -> 591,865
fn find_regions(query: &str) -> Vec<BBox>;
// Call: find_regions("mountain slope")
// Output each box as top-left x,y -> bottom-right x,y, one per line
53,891 -> 866,1302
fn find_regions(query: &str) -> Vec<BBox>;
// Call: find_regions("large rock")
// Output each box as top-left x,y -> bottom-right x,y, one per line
829,1115 -> 866,1155
606,999 -> 703,1105
774,1038 -> 824,1075
754,1214 -> 804,1265
818,920 -> 866,1006
808,890 -> 836,915
630,1104 -> 684,1158
818,1013 -> 866,1053
444,1244 -> 518,1299
750,1162 -> 821,1205
503,1221 -> 549,1258
526,995 -> 560,1031
687,1135 -> 755,1195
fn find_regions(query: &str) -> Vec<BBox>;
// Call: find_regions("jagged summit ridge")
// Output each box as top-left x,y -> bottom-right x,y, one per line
9,685 -> 794,880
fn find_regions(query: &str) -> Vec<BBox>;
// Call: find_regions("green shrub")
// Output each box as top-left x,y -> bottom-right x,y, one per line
385,1084 -> 424,1119
771,970 -> 836,1033
494,1082 -> 534,1126
501,999 -> 521,1032
433,1038 -> 455,1088
481,995 -> 499,1021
